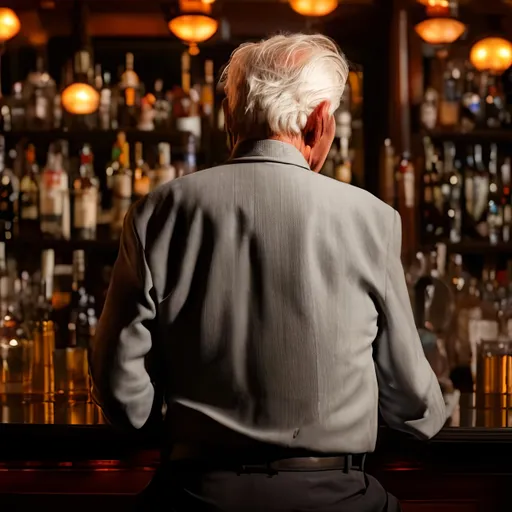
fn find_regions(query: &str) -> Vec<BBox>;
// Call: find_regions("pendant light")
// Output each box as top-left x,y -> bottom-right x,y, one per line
0,8 -> 20,43
61,1 -> 99,115
289,0 -> 338,17
168,0 -> 218,55
415,0 -> 465,45
470,37 -> 512,74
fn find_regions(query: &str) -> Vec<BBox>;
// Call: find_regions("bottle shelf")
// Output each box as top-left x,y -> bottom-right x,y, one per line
1,128 -> 196,151
422,240 -> 512,255
425,129 -> 512,145
5,234 -> 119,254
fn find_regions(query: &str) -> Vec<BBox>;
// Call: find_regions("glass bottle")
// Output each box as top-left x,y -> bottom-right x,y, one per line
73,163 -> 98,241
31,249 -> 55,400
119,53 -> 141,128
487,144 -> 502,245
10,82 -> 25,131
110,132 -> 132,237
19,144 -> 40,236
133,142 -> 151,200
40,141 -> 70,239
99,71 -> 113,130
0,137 -> 18,242
152,142 -> 177,190
439,62 -> 460,128
153,79 -> 171,131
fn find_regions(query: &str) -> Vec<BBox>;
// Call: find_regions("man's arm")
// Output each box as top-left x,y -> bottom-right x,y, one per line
90,206 -> 161,430
374,210 -> 447,439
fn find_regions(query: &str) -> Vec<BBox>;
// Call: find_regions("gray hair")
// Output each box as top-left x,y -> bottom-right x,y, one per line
220,33 -> 349,138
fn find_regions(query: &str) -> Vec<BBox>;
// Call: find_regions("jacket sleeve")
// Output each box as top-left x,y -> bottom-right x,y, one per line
90,206 -> 162,431
374,210 -> 447,439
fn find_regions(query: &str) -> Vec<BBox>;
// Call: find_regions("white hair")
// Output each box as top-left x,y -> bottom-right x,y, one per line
220,33 -> 349,138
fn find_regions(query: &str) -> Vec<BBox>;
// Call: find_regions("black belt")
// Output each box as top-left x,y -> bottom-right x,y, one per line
169,444 -> 366,474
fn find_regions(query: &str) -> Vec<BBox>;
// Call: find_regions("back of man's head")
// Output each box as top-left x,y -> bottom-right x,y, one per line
221,33 -> 349,140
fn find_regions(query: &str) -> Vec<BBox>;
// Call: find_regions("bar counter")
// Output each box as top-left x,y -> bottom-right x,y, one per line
0,394 -> 511,511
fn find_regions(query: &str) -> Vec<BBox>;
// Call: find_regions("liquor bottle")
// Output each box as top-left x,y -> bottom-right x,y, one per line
482,73 -> 505,129
66,250 -> 95,398
487,144 -> 502,246
111,132 -> 132,237
32,249 -> 56,399
0,137 -> 18,241
202,60 -> 215,127
137,95 -> 155,131
0,243 -> 32,395
420,87 -> 438,131
176,52 -> 202,141
99,71 -> 113,130
460,65 -> 480,132
72,147 -> 98,240
119,53 -> 141,128
133,142 -> 151,199
19,144 -> 40,235
25,52 -> 56,130
10,82 -> 25,131
334,110 -> 352,184
422,137 -> 443,242
153,79 -> 171,131
443,142 -> 462,243
501,157 -> 512,243
152,143 -> 177,190
473,144 -> 490,238
439,62 -> 460,128
40,141 -> 70,239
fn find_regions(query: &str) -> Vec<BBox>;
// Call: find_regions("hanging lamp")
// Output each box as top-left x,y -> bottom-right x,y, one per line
470,37 -> 512,74
168,0 -> 218,55
415,1 -> 465,45
289,0 -> 338,17
0,8 -> 20,43
61,2 -> 99,115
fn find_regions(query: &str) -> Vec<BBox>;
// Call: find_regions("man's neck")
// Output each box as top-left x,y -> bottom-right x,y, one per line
235,134 -> 308,162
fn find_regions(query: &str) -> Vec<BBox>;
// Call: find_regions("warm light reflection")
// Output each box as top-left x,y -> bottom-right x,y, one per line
417,0 -> 449,6
470,37 -> 512,74
61,83 -> 100,115
168,15 -> 218,44
289,0 -> 338,16
414,18 -> 466,45
0,8 -> 20,42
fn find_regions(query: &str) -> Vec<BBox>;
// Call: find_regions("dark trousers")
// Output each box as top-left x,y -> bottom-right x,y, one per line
139,462 -> 402,512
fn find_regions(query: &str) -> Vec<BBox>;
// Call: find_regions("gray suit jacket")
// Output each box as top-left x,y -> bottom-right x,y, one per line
90,139 -> 446,453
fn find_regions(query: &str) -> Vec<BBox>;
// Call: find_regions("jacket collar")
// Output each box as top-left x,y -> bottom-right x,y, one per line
229,139 -> 311,172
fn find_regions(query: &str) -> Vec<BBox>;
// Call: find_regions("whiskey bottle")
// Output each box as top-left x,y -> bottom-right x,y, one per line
40,141 -> 70,239
99,71 -> 113,130
119,53 -> 141,128
32,249 -> 56,400
72,156 -> 98,241
439,62 -> 460,128
19,144 -> 40,236
153,79 -> 171,131
0,137 -> 18,241
111,132 -> 132,237
176,52 -> 202,141
133,142 -> 151,199
152,143 -> 177,190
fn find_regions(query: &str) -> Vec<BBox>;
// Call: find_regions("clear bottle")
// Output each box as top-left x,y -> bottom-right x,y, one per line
0,137 -> 18,241
110,132 -> 132,237
152,143 -> 177,190
31,249 -> 56,400
10,82 -> 26,131
119,53 -> 141,128
175,52 -> 202,141
133,142 -> 151,200
73,156 -> 98,241
66,250 -> 95,399
487,144 -> 502,245
99,71 -> 113,130
19,144 -> 40,236
40,141 -> 70,239
25,52 -> 56,130
153,79 -> 171,131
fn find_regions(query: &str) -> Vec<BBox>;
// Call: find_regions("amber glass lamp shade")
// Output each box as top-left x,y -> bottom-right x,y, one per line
414,18 -> 465,45
61,83 -> 100,115
289,0 -> 338,17
470,38 -> 512,74
0,8 -> 20,43
168,15 -> 218,44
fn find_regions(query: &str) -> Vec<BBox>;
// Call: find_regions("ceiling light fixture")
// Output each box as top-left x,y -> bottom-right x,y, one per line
168,0 -> 218,55
470,37 -> 512,74
289,0 -> 338,17
414,1 -> 465,45
0,8 -> 20,43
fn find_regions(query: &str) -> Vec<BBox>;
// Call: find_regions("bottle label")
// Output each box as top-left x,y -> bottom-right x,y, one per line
113,174 -> 132,199
125,87 -> 136,107
36,95 -> 48,120
74,188 -> 98,229
152,167 -> 176,189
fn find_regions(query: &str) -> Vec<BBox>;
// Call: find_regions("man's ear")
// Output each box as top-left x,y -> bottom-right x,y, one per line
303,101 -> 331,148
